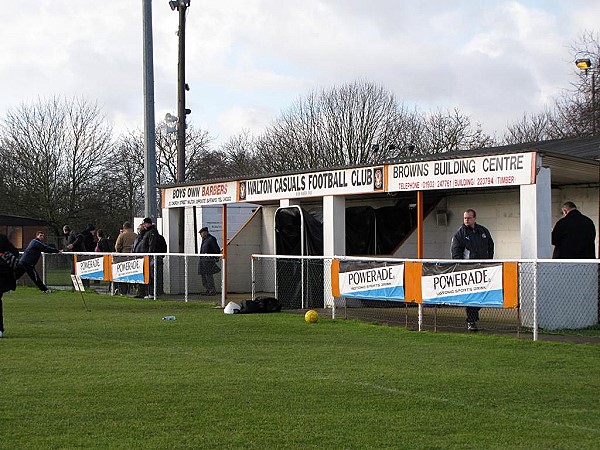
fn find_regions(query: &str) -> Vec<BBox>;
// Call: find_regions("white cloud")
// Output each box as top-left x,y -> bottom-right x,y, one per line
0,0 -> 597,144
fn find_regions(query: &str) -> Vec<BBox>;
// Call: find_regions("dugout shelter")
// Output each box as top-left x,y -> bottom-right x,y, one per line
158,136 -> 599,321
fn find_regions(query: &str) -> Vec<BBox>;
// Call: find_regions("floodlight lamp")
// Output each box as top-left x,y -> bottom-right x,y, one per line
168,1 -> 178,11
575,58 -> 592,70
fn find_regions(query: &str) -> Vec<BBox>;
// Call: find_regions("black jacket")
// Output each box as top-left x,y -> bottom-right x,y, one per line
552,209 -> 596,259
198,233 -> 221,275
451,223 -> 494,260
138,225 -> 160,253
0,234 -> 19,294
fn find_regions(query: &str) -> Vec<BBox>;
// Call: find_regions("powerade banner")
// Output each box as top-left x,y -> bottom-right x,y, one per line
75,256 -> 106,281
332,260 -> 405,301
421,263 -> 503,307
111,256 -> 149,284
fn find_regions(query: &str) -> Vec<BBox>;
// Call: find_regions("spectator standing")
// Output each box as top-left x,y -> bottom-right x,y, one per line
15,231 -> 60,293
64,223 -> 96,252
197,227 -> 221,296
136,218 -> 164,298
115,222 -> 137,254
451,209 -> 495,332
95,229 -> 111,253
81,223 -> 97,252
552,202 -> 597,259
114,222 -> 138,295
63,225 -> 83,251
0,233 -> 20,338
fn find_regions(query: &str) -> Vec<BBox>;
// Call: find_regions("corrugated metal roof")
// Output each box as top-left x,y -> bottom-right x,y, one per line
160,136 -> 599,189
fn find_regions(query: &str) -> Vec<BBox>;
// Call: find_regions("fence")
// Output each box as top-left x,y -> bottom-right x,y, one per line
30,252 -> 600,341
251,255 -> 600,341
37,252 -> 225,304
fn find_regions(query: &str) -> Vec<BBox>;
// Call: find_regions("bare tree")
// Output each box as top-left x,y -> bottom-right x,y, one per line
245,81 -> 493,173
219,130 -> 261,177
154,123 -> 215,183
415,109 -> 495,153
0,96 -> 112,228
504,31 -> 600,143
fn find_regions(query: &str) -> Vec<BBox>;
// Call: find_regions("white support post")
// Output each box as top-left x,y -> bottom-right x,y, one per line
323,196 -> 345,309
184,254 -> 188,302
520,166 -> 552,259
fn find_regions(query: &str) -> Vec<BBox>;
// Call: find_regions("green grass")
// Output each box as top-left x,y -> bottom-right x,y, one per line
1,287 -> 599,449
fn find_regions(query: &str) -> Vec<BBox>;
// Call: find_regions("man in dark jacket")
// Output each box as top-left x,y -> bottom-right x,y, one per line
15,231 -> 60,293
135,218 -> 163,298
552,202 -> 597,259
63,225 -> 82,251
138,218 -> 160,253
451,208 -> 495,332
64,223 -> 96,252
0,233 -> 20,338
198,227 -> 221,296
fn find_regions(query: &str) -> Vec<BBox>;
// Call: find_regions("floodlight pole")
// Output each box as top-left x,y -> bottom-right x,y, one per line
176,1 -> 188,183
143,0 -> 157,221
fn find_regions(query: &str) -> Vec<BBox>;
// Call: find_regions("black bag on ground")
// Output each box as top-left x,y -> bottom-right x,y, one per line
239,296 -> 281,314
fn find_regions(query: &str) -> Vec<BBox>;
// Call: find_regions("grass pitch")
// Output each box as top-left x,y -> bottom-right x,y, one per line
1,287 -> 599,449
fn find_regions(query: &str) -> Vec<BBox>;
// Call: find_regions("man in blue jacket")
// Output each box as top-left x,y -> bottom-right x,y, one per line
15,231 -> 61,293
451,209 -> 495,332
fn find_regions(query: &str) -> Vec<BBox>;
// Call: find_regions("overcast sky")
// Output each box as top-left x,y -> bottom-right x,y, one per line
1,1 -> 598,146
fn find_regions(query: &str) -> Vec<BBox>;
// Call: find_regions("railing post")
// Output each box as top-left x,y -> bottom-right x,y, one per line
533,260 -> 538,341
153,255 -> 157,300
184,254 -> 188,302
251,256 -> 255,300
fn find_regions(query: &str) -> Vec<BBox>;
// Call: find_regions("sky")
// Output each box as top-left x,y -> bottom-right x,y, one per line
1,0 -> 598,147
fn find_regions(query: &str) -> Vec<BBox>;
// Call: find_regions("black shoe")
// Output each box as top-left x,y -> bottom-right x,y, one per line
467,322 -> 478,332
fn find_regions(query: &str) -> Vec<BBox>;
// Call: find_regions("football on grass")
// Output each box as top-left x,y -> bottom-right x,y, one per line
304,309 -> 318,323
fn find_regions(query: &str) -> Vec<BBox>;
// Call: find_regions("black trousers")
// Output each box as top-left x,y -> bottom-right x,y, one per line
466,306 -> 481,323
201,273 -> 215,293
15,263 -> 49,292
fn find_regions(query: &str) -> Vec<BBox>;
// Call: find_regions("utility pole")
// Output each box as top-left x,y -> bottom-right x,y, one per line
143,0 -> 157,221
169,0 -> 190,252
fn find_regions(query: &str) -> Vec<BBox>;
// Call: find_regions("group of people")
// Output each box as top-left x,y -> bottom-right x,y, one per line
452,202 -> 596,331
0,203 -> 594,338
61,218 -> 221,298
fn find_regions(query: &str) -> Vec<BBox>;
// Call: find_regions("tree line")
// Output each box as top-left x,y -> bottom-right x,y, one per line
0,33 -> 597,240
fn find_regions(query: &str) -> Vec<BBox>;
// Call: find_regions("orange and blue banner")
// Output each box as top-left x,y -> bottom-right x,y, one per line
332,259 -> 518,308
331,260 -> 405,301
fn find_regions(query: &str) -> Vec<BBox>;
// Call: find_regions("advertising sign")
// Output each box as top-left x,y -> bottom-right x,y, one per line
163,181 -> 238,208
332,260 -> 405,301
239,166 -> 384,202
111,257 -> 148,284
387,152 -> 535,192
421,263 -> 504,307
76,256 -> 106,281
